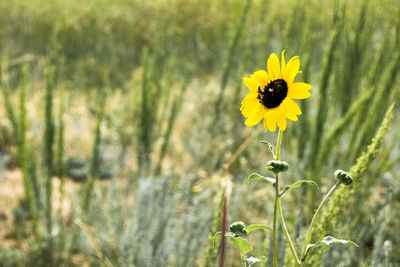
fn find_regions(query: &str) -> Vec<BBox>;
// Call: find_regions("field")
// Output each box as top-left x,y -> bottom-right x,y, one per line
0,0 -> 399,266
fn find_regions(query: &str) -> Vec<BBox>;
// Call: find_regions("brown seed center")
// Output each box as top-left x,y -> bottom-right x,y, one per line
257,79 -> 288,108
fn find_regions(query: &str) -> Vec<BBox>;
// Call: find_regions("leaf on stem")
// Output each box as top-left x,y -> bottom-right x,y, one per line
247,224 -> 272,233
280,180 -> 318,196
259,140 -> 275,158
305,236 -> 358,256
213,232 -> 253,255
226,232 -> 253,255
245,256 -> 266,266
247,173 -> 276,185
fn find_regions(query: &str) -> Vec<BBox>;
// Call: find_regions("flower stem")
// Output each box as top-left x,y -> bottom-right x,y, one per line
272,175 -> 279,267
276,129 -> 283,161
272,129 -> 283,267
277,197 -> 301,265
300,181 -> 341,262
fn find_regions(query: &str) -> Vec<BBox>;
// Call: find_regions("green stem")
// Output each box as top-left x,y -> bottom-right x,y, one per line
272,129 -> 283,267
300,181 -> 341,262
272,175 -> 278,267
277,197 -> 301,265
276,129 -> 283,161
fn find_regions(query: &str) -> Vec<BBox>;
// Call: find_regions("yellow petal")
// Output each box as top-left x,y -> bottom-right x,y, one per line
288,87 -> 311,99
276,109 -> 287,131
245,106 -> 266,126
287,113 -> 298,121
281,50 -> 286,75
243,77 -> 258,91
285,98 -> 302,115
241,92 -> 258,105
267,53 -> 280,81
284,56 -> 300,84
251,70 -> 270,87
241,102 -> 259,117
290,82 -> 312,91
264,110 -> 277,132
240,99 -> 258,114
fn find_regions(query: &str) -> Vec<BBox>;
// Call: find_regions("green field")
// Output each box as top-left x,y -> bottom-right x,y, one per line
0,0 -> 399,266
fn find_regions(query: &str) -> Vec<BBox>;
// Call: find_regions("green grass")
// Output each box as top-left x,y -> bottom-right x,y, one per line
0,0 -> 400,266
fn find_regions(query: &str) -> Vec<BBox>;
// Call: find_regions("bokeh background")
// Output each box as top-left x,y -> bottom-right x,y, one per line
0,0 -> 399,266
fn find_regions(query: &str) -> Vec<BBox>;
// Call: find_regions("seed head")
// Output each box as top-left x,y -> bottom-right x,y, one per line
334,170 -> 353,185
266,160 -> 289,173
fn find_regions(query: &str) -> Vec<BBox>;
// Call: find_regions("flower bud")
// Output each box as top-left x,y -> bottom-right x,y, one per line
229,221 -> 247,236
266,160 -> 288,173
334,170 -> 353,185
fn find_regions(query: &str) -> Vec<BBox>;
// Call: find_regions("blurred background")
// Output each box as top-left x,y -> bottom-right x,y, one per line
0,0 -> 399,266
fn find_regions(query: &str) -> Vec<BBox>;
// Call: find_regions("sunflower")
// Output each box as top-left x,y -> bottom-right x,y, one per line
240,51 -> 311,132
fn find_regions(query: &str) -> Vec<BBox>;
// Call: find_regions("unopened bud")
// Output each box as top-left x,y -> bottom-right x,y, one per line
334,170 -> 353,185
229,221 -> 247,236
266,160 -> 288,173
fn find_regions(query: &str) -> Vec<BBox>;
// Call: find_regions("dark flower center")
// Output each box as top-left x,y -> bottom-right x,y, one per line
257,79 -> 288,108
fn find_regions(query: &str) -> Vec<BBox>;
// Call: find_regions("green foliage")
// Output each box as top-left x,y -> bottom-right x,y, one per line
280,180 -> 319,196
213,222 -> 271,256
17,65 -> 40,237
305,236 -> 358,258
307,22 -> 341,174
204,189 -> 224,267
308,103 -> 395,265
83,87 -> 108,212
248,173 -> 276,185
43,65 -> 56,262
0,0 -> 399,266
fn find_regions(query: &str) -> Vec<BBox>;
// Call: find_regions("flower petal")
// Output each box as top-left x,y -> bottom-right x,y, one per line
241,102 -> 259,117
284,56 -> 300,84
241,92 -> 258,105
245,106 -> 266,126
290,82 -> 312,91
276,108 -> 287,131
267,53 -> 280,81
251,70 -> 270,87
243,77 -> 258,91
287,113 -> 298,121
285,98 -> 302,115
264,110 -> 277,132
288,83 -> 311,99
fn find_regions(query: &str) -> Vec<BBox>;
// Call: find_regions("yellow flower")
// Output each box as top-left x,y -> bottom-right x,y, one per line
240,51 -> 311,132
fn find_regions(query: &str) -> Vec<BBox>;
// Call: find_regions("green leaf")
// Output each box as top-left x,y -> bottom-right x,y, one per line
245,256 -> 266,266
226,232 -> 253,255
213,232 -> 222,248
306,236 -> 358,255
259,140 -> 275,157
280,180 -> 319,196
214,232 -> 254,255
247,224 -> 272,233
247,173 -> 276,185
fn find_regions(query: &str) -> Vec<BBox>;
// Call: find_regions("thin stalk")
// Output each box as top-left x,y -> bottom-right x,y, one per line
272,175 -> 278,267
272,129 -> 283,267
57,91 -> 65,217
275,128 -> 301,265
300,181 -> 341,262
219,193 -> 228,267
277,198 -> 301,265
19,65 -> 40,238
83,88 -> 107,212
44,66 -> 55,263
275,130 -> 283,161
